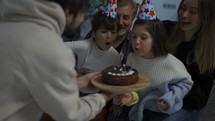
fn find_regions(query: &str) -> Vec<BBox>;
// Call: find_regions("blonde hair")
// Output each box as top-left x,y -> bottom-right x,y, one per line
169,0 -> 215,74
196,0 -> 215,73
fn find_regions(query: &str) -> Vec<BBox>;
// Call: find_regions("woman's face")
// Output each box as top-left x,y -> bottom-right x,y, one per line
179,0 -> 201,34
132,25 -> 154,59
93,27 -> 117,51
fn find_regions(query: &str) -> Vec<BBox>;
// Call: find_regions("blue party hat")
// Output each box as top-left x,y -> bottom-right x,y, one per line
138,0 -> 157,20
102,0 -> 117,18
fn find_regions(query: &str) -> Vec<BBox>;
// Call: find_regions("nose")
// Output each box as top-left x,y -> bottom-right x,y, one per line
181,10 -> 190,18
107,32 -> 112,38
118,17 -> 123,25
133,37 -> 140,45
79,14 -> 85,24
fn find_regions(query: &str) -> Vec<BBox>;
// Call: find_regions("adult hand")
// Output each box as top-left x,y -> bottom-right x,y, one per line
78,68 -> 95,76
77,72 -> 100,89
157,99 -> 169,110
100,91 -> 115,102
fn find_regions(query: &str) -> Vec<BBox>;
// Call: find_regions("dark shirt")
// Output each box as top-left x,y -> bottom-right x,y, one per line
115,31 -> 132,65
163,20 -> 215,110
175,40 -> 214,110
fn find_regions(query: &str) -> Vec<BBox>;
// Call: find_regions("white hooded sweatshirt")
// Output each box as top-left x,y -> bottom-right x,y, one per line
0,0 -> 106,121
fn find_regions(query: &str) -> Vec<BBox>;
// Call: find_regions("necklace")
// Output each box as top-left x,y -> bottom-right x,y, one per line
186,50 -> 195,65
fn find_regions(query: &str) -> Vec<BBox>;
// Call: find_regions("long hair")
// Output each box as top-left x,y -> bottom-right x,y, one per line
169,0 -> 215,73
196,0 -> 215,73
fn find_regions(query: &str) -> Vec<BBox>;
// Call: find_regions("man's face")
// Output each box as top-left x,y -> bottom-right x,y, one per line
117,4 -> 134,37
64,9 -> 85,37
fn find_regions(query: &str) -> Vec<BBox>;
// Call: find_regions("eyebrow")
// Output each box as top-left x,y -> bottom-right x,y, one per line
132,32 -> 148,36
190,6 -> 198,9
182,3 -> 198,10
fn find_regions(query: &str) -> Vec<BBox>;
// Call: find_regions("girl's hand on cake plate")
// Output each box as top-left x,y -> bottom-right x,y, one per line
157,99 -> 169,110
109,104 -> 123,117
115,93 -> 132,106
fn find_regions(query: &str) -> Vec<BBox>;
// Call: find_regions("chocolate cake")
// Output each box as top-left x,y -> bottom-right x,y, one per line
102,65 -> 139,86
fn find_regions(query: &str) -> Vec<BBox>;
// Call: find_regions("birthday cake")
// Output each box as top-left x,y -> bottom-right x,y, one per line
102,65 -> 139,86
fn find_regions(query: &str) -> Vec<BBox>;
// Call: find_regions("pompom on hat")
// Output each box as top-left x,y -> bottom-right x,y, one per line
138,0 -> 157,20
102,0 -> 117,18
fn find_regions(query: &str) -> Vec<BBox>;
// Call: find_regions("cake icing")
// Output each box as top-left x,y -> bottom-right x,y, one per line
102,65 -> 139,86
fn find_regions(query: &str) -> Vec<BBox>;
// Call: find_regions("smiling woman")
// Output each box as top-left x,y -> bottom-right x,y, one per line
162,0 -> 215,120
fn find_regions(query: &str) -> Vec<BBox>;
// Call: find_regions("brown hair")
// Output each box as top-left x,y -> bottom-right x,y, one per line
133,19 -> 169,57
196,0 -> 215,73
91,10 -> 117,33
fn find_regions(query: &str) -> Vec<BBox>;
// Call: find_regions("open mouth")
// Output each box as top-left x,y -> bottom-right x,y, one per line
181,19 -> 191,25
105,42 -> 111,46
134,48 -> 139,51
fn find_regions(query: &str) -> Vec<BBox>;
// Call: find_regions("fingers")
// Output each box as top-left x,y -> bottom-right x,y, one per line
100,91 -> 114,101
157,99 -> 168,110
85,71 -> 101,78
109,105 -> 123,117
114,93 -> 132,106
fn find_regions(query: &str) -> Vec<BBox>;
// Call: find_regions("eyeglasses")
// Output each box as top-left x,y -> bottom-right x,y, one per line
180,4 -> 199,15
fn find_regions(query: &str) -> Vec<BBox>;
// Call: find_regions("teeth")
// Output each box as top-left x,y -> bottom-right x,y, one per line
118,29 -> 126,36
182,19 -> 190,23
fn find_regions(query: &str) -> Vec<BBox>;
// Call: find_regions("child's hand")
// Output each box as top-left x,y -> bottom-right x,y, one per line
109,104 -> 123,117
115,93 -> 132,106
157,99 -> 169,110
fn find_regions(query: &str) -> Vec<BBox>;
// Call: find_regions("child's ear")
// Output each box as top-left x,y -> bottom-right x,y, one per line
64,8 -> 73,21
64,8 -> 70,16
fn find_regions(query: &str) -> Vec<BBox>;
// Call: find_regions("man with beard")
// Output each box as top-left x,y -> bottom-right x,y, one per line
61,0 -> 86,42
113,0 -> 137,64
0,0 -> 113,121
105,0 -> 137,121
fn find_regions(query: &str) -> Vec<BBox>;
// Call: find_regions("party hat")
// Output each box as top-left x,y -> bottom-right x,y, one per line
138,0 -> 157,20
102,0 -> 117,18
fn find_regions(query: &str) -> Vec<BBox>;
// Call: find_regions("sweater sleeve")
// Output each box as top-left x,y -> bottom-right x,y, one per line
25,37 -> 106,121
157,55 -> 194,114
158,78 -> 193,114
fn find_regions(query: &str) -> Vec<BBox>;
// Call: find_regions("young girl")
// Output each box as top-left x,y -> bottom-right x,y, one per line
118,18 -> 193,121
